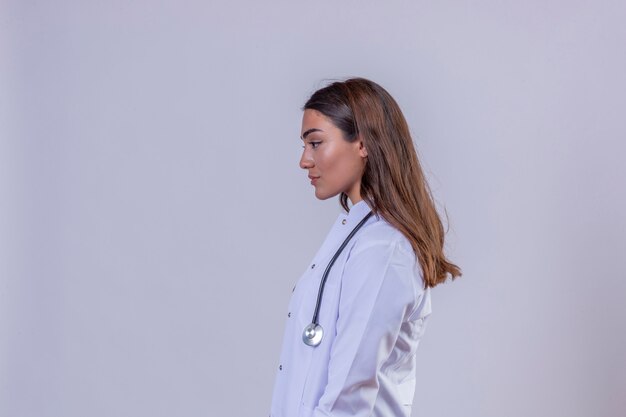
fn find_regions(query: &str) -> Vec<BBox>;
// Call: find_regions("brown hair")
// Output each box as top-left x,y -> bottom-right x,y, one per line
304,77 -> 461,288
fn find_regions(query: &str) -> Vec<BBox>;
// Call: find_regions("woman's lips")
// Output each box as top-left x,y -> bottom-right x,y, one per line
309,175 -> 319,185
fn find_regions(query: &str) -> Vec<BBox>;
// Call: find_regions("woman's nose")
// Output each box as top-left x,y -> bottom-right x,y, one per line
299,150 -> 314,169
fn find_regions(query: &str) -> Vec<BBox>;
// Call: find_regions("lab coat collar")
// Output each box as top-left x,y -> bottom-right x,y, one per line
346,199 -> 372,220
308,199 -> 376,269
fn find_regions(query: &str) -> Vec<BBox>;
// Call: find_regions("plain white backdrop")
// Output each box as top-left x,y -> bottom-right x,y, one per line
1,1 -> 625,416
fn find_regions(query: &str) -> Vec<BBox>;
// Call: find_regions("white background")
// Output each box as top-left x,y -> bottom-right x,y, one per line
1,1 -> 625,416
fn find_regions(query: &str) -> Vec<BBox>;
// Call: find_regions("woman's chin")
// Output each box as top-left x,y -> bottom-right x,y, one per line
314,189 -> 339,200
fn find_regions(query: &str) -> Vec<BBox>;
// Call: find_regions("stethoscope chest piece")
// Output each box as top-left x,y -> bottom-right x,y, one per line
302,323 -> 323,347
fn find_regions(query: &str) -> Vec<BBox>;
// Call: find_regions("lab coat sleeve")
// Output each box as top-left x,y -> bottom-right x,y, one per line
312,239 -> 419,417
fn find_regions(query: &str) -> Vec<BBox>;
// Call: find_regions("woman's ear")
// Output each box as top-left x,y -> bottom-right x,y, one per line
358,138 -> 368,158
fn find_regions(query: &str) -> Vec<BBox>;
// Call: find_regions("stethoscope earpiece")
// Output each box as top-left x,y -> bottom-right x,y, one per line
301,211 -> 373,348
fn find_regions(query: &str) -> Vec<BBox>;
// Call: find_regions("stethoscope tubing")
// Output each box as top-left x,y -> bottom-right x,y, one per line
311,210 -> 374,325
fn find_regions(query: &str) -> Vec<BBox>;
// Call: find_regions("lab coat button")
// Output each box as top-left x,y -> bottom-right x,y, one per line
279,364 -> 283,370
342,219 -> 347,225
287,312 -> 291,317
311,264 -> 315,269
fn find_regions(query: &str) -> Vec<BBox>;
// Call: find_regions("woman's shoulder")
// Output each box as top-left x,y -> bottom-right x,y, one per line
353,217 -> 416,263
346,216 -> 425,299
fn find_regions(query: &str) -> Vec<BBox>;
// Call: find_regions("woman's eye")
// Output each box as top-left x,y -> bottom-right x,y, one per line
301,141 -> 322,149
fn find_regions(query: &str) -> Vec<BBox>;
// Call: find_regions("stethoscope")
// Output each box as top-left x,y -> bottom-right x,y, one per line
302,210 -> 374,347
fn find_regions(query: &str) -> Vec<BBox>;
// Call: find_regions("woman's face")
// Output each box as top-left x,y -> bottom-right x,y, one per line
300,109 -> 367,204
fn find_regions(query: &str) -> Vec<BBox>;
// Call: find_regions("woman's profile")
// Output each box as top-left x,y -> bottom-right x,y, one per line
270,78 -> 461,417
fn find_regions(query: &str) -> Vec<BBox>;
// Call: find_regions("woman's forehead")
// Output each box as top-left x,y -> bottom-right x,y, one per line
301,109 -> 337,136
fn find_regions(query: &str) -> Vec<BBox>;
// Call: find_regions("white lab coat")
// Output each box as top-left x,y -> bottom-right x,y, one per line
270,200 -> 432,417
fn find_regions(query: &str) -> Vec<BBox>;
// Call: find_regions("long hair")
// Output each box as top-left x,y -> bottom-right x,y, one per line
303,77 -> 461,288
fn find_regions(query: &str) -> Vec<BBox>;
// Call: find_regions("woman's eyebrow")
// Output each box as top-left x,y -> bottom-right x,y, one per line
301,128 -> 323,140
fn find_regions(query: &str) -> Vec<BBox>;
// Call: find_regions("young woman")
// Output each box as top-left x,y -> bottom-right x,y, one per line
270,78 -> 461,417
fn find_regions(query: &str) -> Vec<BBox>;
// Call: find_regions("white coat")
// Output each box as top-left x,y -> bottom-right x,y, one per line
270,200 -> 432,417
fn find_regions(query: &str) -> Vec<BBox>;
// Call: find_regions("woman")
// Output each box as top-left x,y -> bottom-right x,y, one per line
270,78 -> 461,417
